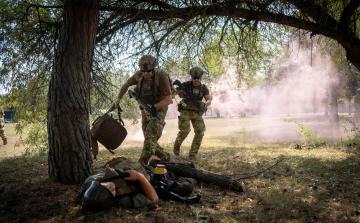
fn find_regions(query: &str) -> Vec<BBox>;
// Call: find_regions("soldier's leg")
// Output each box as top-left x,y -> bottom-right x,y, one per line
139,108 -> 170,164
0,130 -> 7,145
189,114 -> 206,158
138,111 -> 153,165
174,110 -> 191,155
153,108 -> 171,161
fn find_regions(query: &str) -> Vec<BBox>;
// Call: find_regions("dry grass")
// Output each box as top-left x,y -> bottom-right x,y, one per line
0,114 -> 359,222
0,123 -> 25,157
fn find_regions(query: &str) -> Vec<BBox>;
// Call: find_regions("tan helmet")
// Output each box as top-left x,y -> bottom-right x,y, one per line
190,67 -> 203,78
138,55 -> 157,70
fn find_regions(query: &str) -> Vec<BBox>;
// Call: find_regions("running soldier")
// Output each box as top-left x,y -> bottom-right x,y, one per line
0,106 -> 7,145
113,55 -> 173,165
174,67 -> 211,160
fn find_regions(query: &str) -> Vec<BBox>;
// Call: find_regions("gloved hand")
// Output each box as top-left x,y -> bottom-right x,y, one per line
145,104 -> 157,116
112,98 -> 120,109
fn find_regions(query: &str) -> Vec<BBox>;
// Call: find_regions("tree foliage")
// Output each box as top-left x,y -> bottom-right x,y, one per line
2,0 -> 360,97
2,0 -> 360,183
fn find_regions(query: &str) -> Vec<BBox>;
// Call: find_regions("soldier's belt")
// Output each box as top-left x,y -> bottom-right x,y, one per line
182,109 -> 200,112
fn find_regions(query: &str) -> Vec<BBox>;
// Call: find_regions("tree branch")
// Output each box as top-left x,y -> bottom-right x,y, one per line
339,0 -> 360,29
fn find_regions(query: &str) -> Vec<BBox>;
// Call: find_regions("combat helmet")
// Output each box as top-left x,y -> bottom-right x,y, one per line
190,67 -> 203,78
82,181 -> 116,212
138,55 -> 157,70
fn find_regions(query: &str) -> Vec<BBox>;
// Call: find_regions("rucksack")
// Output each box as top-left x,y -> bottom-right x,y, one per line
90,106 -> 127,159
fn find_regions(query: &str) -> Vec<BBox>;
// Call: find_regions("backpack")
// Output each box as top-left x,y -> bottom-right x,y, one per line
90,106 -> 127,159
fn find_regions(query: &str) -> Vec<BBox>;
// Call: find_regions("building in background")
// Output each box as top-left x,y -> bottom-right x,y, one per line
4,107 -> 16,122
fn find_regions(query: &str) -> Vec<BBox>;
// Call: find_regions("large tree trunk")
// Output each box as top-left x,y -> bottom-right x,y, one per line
47,0 -> 100,184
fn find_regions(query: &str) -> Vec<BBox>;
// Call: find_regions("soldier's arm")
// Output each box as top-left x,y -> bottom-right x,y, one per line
154,75 -> 172,110
113,76 -> 137,108
117,76 -> 138,101
117,82 -> 131,101
124,170 -> 159,205
176,83 -> 187,98
176,89 -> 186,98
154,95 -> 172,110
204,95 -> 211,107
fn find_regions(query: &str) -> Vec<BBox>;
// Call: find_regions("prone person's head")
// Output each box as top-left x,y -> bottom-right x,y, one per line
100,182 -> 116,197
82,181 -> 116,212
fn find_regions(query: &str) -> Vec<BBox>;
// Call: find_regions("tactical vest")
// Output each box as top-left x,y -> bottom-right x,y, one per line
0,107 -> 4,130
181,81 -> 204,111
0,107 -> 4,117
133,69 -> 175,105
81,157 -> 150,197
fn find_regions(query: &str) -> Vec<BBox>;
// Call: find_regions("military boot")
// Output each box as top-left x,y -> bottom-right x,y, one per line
173,142 -> 180,156
3,138 -> 7,145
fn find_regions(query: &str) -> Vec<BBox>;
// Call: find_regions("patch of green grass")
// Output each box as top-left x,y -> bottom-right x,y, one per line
0,123 -> 25,159
1,114 -> 360,222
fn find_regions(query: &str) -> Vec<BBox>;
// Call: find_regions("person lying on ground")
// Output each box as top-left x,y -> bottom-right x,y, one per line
81,157 -> 196,212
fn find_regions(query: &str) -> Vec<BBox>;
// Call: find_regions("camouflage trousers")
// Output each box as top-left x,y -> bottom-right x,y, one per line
0,129 -> 7,144
174,109 -> 206,157
138,107 -> 170,165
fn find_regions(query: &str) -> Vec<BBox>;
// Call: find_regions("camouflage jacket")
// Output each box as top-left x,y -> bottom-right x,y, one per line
132,69 -> 172,105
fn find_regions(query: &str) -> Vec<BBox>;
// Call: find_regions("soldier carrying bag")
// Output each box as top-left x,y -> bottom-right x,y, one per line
90,105 -> 128,159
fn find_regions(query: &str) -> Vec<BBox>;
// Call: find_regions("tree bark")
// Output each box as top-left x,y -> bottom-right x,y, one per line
47,0 -> 100,184
160,162 -> 246,192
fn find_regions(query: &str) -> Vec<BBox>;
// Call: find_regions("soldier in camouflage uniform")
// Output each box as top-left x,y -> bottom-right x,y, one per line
174,67 -> 211,160
81,157 -> 197,211
0,106 -> 7,145
113,55 -> 173,165
354,88 -> 360,124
